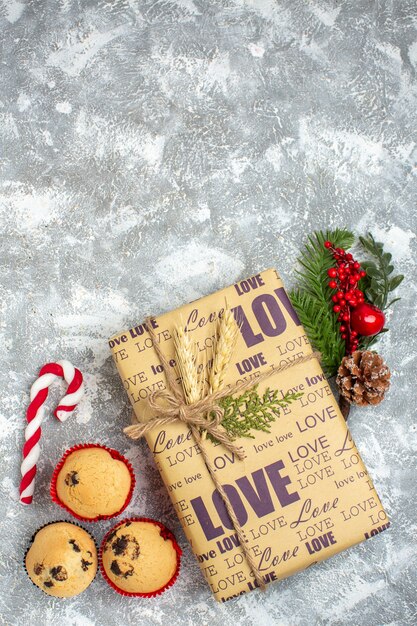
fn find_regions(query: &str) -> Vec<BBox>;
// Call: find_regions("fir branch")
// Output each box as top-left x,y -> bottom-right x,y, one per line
290,290 -> 345,375
210,386 -> 302,440
358,233 -> 404,310
289,229 -> 355,377
358,233 -> 404,349
294,229 -> 355,302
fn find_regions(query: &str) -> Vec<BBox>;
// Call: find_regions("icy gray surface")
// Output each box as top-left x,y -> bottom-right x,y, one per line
1,0 -> 416,624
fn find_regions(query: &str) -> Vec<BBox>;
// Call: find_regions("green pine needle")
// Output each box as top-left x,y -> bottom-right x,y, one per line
208,386 -> 302,441
289,229 -> 355,377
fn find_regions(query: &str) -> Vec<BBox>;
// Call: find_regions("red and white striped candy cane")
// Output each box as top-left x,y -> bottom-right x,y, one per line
19,360 -> 84,505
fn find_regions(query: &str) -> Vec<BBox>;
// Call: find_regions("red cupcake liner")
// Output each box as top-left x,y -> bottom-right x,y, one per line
50,443 -> 136,522
24,519 -> 98,598
99,517 -> 182,598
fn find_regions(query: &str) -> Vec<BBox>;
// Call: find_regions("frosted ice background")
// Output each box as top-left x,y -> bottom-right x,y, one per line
1,0 -> 416,624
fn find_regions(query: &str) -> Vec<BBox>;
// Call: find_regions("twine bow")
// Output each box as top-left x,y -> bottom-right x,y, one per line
128,381 -> 251,460
125,316 -> 320,591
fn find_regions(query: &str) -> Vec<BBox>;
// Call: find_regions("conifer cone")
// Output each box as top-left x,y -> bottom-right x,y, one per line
336,350 -> 391,406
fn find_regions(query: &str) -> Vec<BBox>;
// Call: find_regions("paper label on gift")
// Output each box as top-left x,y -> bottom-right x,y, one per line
109,269 -> 389,602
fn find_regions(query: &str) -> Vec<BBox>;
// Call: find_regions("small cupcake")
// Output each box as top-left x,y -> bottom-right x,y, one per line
100,518 -> 182,597
51,444 -> 134,521
25,521 -> 97,597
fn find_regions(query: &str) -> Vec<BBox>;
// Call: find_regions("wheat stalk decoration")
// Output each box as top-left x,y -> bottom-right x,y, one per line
173,325 -> 201,404
174,309 -> 239,439
209,309 -> 240,394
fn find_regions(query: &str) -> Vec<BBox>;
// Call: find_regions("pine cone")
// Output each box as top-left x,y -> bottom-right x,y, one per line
336,350 -> 391,406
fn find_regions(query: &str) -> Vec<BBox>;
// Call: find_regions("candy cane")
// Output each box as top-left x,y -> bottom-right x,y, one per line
19,360 -> 84,505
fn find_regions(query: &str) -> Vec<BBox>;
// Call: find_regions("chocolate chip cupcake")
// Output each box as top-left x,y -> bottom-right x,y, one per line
51,444 -> 135,521
25,522 -> 97,597
100,518 -> 181,597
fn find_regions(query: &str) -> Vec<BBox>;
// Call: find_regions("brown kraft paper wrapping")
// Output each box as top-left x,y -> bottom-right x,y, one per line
109,269 -> 390,602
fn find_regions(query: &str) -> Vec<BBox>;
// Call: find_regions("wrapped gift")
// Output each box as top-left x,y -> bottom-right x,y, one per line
109,268 -> 389,602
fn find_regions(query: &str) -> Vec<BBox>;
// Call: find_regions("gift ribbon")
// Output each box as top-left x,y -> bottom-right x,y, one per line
125,317 -> 320,591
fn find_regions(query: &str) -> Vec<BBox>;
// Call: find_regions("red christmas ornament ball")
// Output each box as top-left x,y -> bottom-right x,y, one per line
350,302 -> 385,336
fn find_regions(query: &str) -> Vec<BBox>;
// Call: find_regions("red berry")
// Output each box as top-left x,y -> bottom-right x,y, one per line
333,305 -> 341,313
349,299 -> 358,307
327,268 -> 337,278
328,280 -> 337,289
345,291 -> 353,299
345,253 -> 353,261
342,313 -> 349,321
324,241 -> 332,249
351,330 -> 358,337
341,333 -> 347,340
360,270 -> 366,278
340,299 -> 346,307
350,303 -> 385,336
353,261 -> 360,270
336,291 -> 344,299
336,248 -> 344,255
332,295 -> 339,303
339,325 -> 346,332
348,276 -> 356,285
